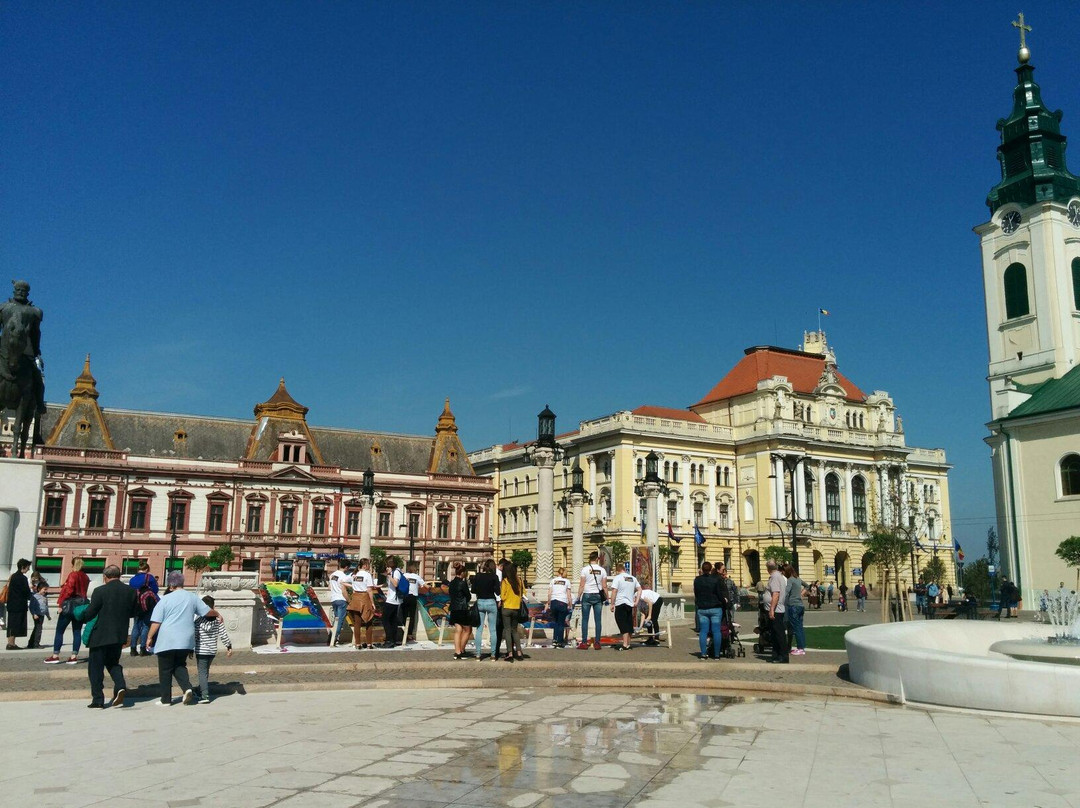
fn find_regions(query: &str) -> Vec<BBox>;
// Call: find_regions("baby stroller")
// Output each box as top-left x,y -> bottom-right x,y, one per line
720,612 -> 745,658
752,591 -> 774,655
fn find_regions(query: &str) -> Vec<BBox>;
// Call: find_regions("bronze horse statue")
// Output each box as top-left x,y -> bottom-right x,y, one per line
0,306 -> 44,458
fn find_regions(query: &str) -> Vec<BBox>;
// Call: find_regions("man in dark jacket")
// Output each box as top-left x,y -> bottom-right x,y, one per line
81,565 -> 138,708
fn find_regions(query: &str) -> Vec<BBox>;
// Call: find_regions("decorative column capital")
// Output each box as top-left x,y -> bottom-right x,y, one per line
530,446 -> 558,469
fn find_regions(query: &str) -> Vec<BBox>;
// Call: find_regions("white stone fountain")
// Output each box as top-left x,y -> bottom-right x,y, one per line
989,590 -> 1080,665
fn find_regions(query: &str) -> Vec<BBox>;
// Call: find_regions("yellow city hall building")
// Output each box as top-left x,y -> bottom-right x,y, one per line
469,332 -> 953,594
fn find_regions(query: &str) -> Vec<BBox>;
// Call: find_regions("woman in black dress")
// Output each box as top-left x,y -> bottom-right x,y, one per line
5,558 -> 33,650
448,563 -> 472,660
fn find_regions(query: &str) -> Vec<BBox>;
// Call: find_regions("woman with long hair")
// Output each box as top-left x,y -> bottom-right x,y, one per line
448,562 -> 473,659
5,559 -> 32,650
347,558 -> 377,649
500,562 -> 524,662
471,559 -> 500,659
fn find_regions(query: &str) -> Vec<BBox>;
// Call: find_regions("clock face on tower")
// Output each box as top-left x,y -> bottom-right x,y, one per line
1001,210 -> 1022,235
1069,201 -> 1080,229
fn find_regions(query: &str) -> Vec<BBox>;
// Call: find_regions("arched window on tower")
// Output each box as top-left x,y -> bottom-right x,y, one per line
804,470 -> 815,523
1072,258 -> 1080,311
1004,262 -> 1030,319
1061,453 -> 1080,496
672,462 -> 680,483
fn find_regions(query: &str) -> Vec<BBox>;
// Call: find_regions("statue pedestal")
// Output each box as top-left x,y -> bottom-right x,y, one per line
0,458 -> 45,581
198,571 -> 262,649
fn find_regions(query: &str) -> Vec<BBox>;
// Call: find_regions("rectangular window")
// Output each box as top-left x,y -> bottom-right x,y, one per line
246,504 -> 263,533
82,558 -> 106,585
313,508 -> 327,536
280,506 -> 296,534
437,513 -> 450,539
928,517 -> 936,542
165,557 -> 184,573
208,503 -> 225,533
666,501 -> 677,525
466,515 -> 478,541
44,496 -> 64,527
693,503 -> 704,527
346,509 -> 361,537
169,500 -> 188,532
121,558 -> 142,575
723,547 -> 732,571
377,512 -> 391,537
408,512 -> 421,538
718,504 -> 730,529
826,491 -> 841,529
129,500 -> 148,531
34,556 -> 62,587
88,499 -> 107,529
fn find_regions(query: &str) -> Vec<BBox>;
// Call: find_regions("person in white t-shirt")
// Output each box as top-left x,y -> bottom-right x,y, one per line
576,552 -> 608,650
346,559 -> 376,649
382,557 -> 405,647
637,588 -> 663,646
546,568 -> 572,648
608,570 -> 641,650
403,561 -> 429,642
327,561 -> 353,647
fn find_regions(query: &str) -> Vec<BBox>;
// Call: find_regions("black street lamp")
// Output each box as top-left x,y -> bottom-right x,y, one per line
523,405 -> 564,463
399,516 -> 418,563
768,452 -> 810,577
362,468 -> 376,502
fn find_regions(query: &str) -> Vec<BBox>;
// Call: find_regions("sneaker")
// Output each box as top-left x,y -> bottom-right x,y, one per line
87,702 -> 104,709
198,696 -> 211,704
699,654 -> 709,661
577,642 -> 590,650
791,648 -> 806,656
593,641 -> 603,650
66,655 -> 78,664
182,689 -> 195,705
111,688 -> 126,707
44,655 -> 61,664
156,699 -> 172,706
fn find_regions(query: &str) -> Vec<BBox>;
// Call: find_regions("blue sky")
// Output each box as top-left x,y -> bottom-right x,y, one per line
3,3 -> 1078,554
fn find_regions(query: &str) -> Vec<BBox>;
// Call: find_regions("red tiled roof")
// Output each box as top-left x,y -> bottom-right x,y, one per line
693,347 -> 866,407
631,406 -> 707,423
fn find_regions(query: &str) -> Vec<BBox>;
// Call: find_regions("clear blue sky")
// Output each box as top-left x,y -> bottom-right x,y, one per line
4,3 -> 1078,555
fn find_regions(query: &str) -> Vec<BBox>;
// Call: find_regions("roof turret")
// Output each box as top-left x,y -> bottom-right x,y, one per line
986,17 -> 1080,213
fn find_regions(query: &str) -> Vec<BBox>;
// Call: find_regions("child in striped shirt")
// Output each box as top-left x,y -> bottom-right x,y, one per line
193,595 -> 233,704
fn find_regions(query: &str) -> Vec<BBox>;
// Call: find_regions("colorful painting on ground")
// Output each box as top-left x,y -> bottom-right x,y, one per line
418,585 -> 450,631
259,583 -> 331,644
521,600 -> 564,630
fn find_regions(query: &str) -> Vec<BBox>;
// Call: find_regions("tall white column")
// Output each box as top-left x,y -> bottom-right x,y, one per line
707,459 -> 716,518
533,447 -> 556,596
772,456 -> 785,518
643,480 -> 662,590
681,456 -> 691,520
794,459 -> 807,520
359,501 -> 373,560
608,450 -> 617,524
570,491 -> 585,578
588,456 -> 597,519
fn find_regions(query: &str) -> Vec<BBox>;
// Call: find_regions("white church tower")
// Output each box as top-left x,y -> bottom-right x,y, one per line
978,16 -> 1080,595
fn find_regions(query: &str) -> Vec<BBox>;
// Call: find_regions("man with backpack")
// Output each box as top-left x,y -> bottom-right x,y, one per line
128,561 -> 159,657
381,556 -> 409,647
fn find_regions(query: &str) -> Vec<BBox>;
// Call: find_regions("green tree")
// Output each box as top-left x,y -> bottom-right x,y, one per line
1055,535 -> 1080,589
961,558 -> 992,604
208,543 -> 235,570
863,528 -> 913,621
370,548 -> 388,577
607,540 -> 630,572
511,549 -> 534,585
185,555 -> 210,581
762,544 -> 792,566
920,556 -> 947,585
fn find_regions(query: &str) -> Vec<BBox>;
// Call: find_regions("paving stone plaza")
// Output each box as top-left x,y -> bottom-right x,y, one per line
4,686 -> 1080,808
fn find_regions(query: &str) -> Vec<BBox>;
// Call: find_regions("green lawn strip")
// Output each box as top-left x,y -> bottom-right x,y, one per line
804,625 -> 860,650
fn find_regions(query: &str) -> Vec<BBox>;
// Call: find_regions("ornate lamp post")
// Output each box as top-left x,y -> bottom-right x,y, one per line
768,452 -> 809,577
358,468 -> 376,560
634,451 -> 668,591
523,405 -> 564,596
561,461 -> 592,578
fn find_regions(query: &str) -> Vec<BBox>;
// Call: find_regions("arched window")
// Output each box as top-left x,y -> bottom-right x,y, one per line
672,462 -> 680,483
825,474 -> 841,528
664,461 -> 670,480
1072,258 -> 1080,311
1062,453 -> 1080,496
852,475 -> 868,530
1004,262 -> 1030,319
804,471 -> 815,523
724,466 -> 730,487
636,458 -> 643,478
716,465 -> 723,486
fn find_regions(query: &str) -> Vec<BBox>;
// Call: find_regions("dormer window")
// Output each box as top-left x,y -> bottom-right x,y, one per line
174,430 -> 187,442
278,441 -> 307,464
77,419 -> 91,435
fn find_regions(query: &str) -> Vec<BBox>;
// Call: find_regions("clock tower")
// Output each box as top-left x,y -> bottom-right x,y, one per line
976,31 -> 1080,421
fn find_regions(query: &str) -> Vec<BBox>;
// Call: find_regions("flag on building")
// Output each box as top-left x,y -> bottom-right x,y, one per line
819,308 -> 830,315
955,540 -> 965,562
694,526 -> 706,547
668,523 -> 679,543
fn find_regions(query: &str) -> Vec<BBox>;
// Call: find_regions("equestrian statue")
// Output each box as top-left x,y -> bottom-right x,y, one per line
0,280 -> 46,457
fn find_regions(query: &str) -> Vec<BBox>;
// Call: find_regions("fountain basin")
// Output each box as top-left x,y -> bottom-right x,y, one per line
989,639 -> 1080,665
846,621 -> 1080,717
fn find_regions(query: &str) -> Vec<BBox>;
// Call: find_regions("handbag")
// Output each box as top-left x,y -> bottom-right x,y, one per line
590,566 -> 608,605
0,583 -> 8,604
61,595 -> 89,617
468,602 -> 481,628
518,602 -> 530,623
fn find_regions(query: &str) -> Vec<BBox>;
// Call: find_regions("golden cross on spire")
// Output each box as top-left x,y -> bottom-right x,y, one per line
1012,12 -> 1031,61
